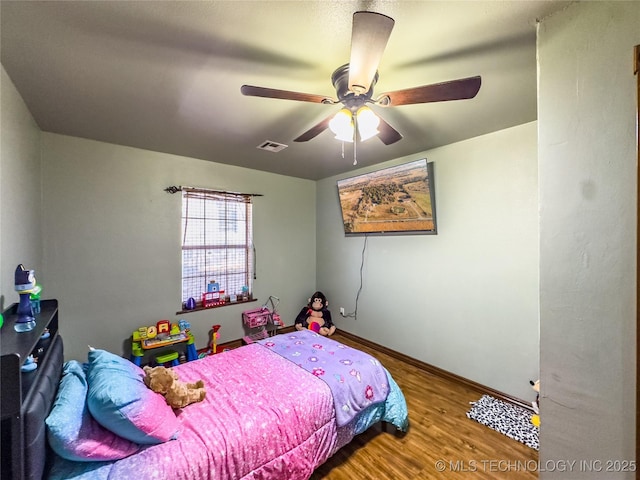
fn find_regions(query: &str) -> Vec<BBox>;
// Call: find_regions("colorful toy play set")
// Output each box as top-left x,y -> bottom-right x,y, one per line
242,295 -> 283,345
202,281 -> 225,308
130,319 -> 198,367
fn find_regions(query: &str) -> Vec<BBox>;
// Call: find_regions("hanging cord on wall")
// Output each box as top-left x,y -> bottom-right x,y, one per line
341,235 -> 368,320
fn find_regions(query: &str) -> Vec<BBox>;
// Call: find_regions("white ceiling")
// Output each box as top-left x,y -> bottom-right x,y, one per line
1,1 -> 571,180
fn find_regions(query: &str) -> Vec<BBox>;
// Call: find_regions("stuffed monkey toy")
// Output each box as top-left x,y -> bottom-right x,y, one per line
294,291 -> 336,336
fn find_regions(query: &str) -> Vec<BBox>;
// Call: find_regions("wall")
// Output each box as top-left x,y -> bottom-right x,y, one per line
0,66 -> 43,311
40,133 -> 317,361
317,122 -> 539,401
538,2 -> 639,477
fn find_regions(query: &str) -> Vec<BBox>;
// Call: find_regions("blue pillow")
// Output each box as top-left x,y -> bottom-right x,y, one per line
86,349 -> 180,444
46,361 -> 140,461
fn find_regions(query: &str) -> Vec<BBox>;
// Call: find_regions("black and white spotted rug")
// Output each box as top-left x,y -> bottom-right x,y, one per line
466,395 -> 539,450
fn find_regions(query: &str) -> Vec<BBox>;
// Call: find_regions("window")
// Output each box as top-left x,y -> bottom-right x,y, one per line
181,188 -> 253,309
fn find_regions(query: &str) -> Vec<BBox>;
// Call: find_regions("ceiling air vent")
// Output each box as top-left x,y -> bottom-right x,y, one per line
257,140 -> 288,153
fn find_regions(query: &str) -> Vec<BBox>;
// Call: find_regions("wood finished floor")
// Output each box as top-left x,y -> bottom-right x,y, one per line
310,332 -> 538,480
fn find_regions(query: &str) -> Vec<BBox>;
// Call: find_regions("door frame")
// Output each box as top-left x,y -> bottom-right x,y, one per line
634,43 -> 639,480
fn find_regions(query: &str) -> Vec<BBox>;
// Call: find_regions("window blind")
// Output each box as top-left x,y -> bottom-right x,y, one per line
181,188 -> 253,305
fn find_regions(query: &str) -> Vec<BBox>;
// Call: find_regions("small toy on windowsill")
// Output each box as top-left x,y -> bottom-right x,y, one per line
294,291 -> 336,336
202,281 -> 226,307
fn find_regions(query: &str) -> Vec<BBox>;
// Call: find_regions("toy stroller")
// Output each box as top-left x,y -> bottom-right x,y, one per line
242,295 -> 282,344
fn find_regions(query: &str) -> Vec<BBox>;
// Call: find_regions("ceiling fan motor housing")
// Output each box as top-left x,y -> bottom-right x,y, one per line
332,64 -> 378,111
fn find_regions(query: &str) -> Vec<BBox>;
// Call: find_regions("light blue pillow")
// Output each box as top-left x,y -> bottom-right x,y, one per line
86,349 -> 180,444
46,360 -> 140,461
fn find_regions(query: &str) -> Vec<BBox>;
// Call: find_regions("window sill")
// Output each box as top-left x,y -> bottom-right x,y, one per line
176,298 -> 257,315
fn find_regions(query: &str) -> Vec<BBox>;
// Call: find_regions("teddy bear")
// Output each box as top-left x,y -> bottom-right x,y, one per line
143,365 -> 206,409
294,291 -> 336,336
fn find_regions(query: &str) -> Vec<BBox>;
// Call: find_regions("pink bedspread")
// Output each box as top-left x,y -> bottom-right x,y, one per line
99,344 -> 337,479
259,331 -> 389,426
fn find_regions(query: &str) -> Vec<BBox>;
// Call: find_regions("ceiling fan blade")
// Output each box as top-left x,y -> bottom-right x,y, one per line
241,85 -> 336,104
376,116 -> 403,145
348,11 -> 394,95
376,75 -> 481,107
293,113 -> 335,142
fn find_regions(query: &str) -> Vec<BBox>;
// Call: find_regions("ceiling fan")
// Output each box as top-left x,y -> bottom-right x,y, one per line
241,11 -> 481,145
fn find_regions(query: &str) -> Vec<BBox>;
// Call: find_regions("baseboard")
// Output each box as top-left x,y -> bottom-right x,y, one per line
335,329 -> 534,412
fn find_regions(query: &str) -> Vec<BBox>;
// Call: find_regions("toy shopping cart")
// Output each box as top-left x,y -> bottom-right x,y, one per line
242,295 -> 282,344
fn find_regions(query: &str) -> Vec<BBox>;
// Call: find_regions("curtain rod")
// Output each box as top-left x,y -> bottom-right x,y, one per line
164,186 -> 263,197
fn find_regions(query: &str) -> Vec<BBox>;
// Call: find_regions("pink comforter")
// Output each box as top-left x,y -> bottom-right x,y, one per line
102,344 -> 337,479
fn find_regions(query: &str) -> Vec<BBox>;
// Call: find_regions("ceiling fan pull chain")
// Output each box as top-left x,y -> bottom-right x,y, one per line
353,116 -> 358,165
341,141 -> 345,159
353,136 -> 358,166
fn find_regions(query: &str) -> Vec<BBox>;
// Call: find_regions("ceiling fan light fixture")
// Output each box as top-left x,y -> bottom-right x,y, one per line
355,106 -> 380,141
242,11 -> 479,148
329,108 -> 354,142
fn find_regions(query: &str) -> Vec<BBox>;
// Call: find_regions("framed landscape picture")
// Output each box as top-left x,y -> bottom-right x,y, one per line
336,158 -> 437,235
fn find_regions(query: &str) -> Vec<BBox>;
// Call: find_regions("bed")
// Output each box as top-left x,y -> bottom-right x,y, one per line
37,330 -> 408,480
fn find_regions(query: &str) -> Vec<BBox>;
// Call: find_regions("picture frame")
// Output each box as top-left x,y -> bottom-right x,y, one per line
336,158 -> 437,235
